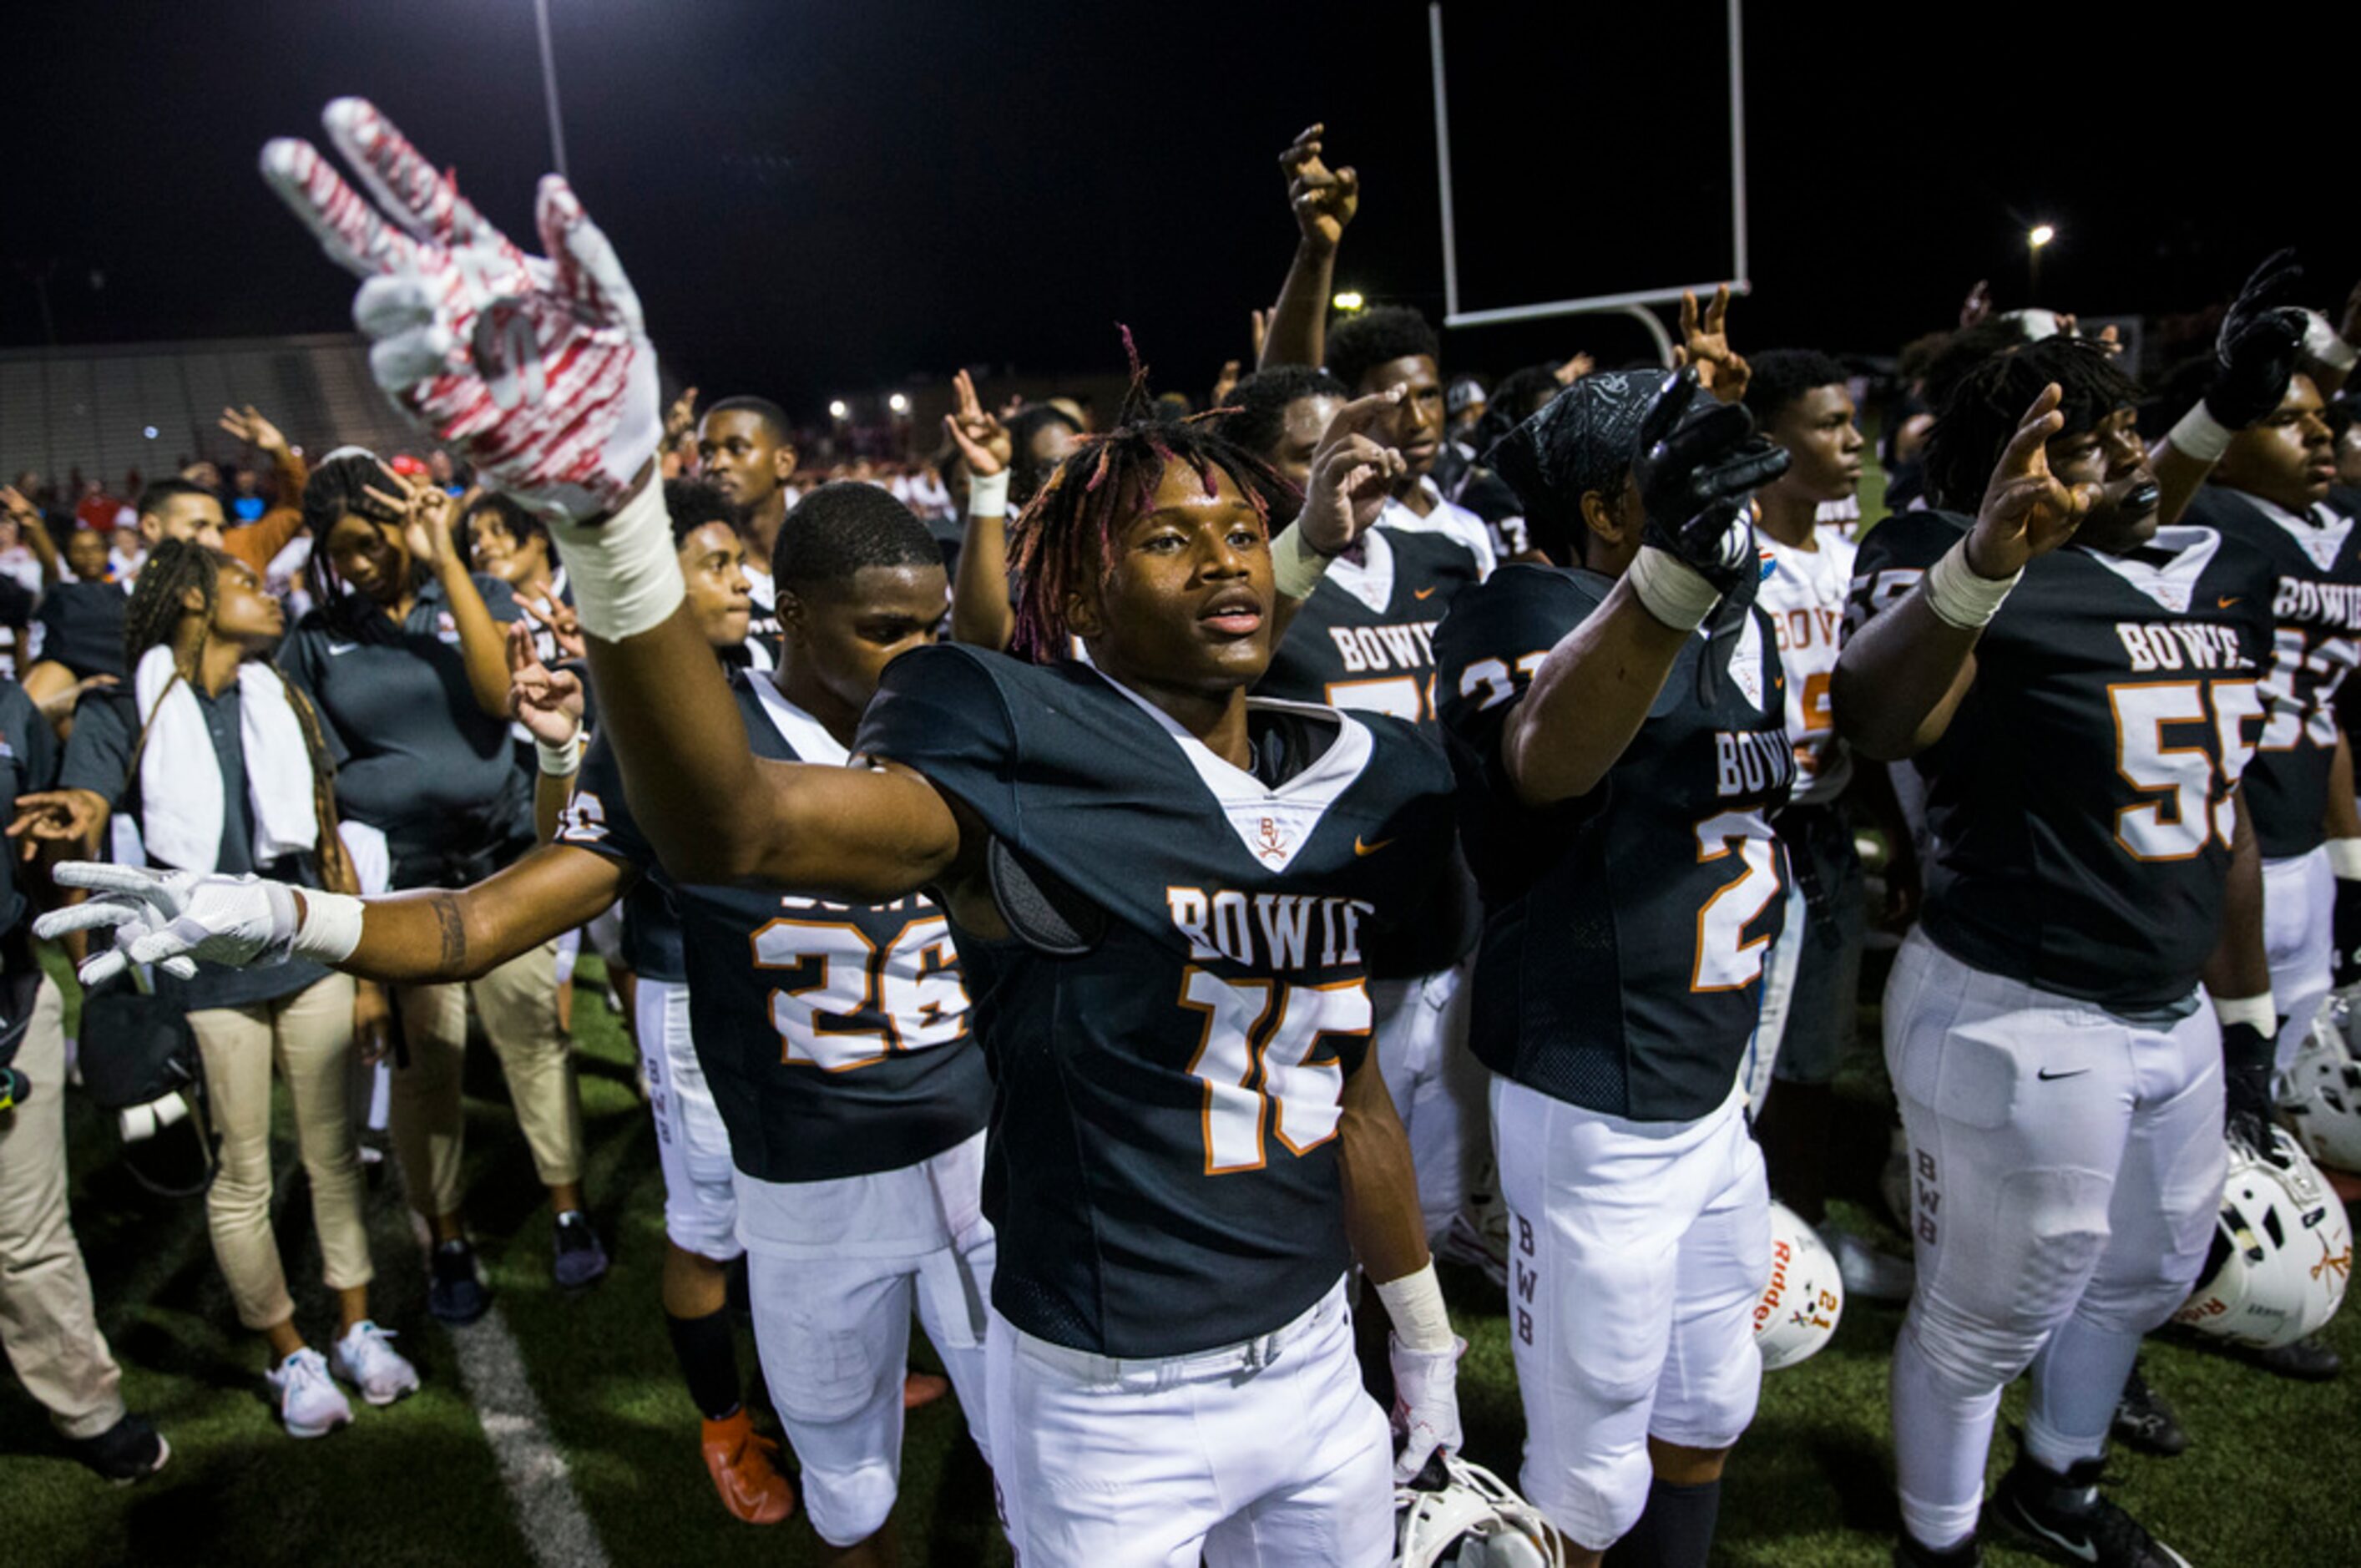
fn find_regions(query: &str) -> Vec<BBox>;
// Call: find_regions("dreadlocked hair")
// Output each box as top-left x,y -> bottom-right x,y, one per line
1925,336 -> 2141,513
300,452 -> 413,638
1006,335 -> 1293,662
123,538 -> 221,669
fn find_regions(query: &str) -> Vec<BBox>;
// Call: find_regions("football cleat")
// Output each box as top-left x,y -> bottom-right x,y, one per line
1755,1201 -> 1844,1369
1989,1455 -> 2191,1567
1395,1452 -> 1562,1567
700,1408 -> 795,1525
2110,1360 -> 2187,1458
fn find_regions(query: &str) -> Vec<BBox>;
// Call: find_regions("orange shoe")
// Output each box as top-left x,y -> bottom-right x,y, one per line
902,1372 -> 951,1411
700,1409 -> 796,1525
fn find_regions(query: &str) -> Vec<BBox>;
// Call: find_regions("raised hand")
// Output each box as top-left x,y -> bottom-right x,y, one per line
1210,359 -> 1243,408
1294,385 -> 1408,555
663,385 -> 700,445
8,787 -> 109,862
518,594 -> 587,663
1965,383 -> 2094,579
1678,286 -> 1751,405
1279,123 -> 1358,253
2205,249 -> 2308,429
259,97 -> 660,519
364,460 -> 459,567
507,618 -> 586,749
216,404 -> 290,457
33,862 -> 304,985
1634,369 -> 1788,591
1250,308 -> 1270,362
1554,352 -> 1595,386
942,368 -> 1012,479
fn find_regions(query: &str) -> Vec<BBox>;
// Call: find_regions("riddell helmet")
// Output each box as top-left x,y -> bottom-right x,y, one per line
1395,1454 -> 1562,1568
1754,1201 -> 1843,1370
2278,996 -> 2361,1173
2171,1127 -> 2351,1349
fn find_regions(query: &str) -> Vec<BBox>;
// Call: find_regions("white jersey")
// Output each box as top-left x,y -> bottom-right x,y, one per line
1760,529 -> 1856,806
1380,476 -> 1497,580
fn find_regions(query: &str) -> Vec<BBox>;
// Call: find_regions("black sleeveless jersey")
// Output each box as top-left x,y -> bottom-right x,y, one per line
1434,564 -> 1793,1123
1848,513 -> 2276,1009
1256,526 -> 1484,978
559,669 -> 991,1183
856,644 -> 1459,1358
2181,486 -> 2361,861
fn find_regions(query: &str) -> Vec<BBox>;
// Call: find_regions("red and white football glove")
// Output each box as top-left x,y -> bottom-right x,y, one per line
260,98 -> 660,520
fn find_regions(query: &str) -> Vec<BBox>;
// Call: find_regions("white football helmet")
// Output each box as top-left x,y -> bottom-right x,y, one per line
1754,1201 -> 1843,1370
1395,1454 -> 1563,1568
2171,1127 -> 2351,1349
2278,996 -> 2361,1173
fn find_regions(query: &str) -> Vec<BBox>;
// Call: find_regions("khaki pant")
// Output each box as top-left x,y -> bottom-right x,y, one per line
0,976 -> 126,1439
187,974 -> 369,1333
391,940 -> 583,1219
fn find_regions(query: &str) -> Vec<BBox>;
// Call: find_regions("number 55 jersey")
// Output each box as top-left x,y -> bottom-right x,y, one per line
1434,564 -> 1795,1122
1847,513 -> 2276,1008
855,644 -> 1459,1358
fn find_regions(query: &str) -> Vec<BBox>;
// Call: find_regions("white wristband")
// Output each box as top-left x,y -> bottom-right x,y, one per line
2168,402 -> 2236,464
2303,310 -> 2358,372
967,467 -> 1012,519
1625,544 -> 1721,631
2328,837 -> 2361,879
1271,521 -> 1337,600
2212,991 -> 2277,1033
536,731 -> 582,776
292,888 -> 364,965
544,473 -> 686,642
1373,1261 -> 1455,1353
1922,538 -> 2021,631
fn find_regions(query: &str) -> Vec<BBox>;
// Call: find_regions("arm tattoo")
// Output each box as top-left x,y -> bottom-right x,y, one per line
427,893 -> 469,973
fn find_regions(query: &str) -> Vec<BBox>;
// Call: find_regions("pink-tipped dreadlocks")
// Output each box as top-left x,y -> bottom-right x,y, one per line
1004,329 -> 1292,662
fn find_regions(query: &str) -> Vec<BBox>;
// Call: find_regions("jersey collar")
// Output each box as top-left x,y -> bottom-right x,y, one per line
2078,524 -> 2221,614
747,674 -> 848,766
1322,527 -> 1396,614
2238,490 -> 2353,572
1090,670 -> 1373,875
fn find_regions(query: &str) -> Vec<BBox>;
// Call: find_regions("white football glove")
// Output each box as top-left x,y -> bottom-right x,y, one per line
34,863 -> 301,987
1388,1333 -> 1466,1484
259,98 -> 660,520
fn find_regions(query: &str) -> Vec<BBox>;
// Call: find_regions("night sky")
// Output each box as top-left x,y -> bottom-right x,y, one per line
5,0 -> 2349,420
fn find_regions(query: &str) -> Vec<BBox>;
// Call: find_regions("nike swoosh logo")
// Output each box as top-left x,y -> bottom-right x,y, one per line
326,643 -> 358,656
2218,596 -> 2242,608
1413,586 -> 1438,600
2036,1067 -> 2091,1081
2011,1509 -> 2100,1562
1353,835 -> 1393,856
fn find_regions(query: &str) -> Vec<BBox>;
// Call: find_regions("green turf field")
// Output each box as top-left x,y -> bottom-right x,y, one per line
7,942 -> 2358,1566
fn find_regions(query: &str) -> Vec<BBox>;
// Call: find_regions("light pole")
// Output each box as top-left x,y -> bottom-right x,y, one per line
2027,223 -> 2055,299
533,0 -> 570,180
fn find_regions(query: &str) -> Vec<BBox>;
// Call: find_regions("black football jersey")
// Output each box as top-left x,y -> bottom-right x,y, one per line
1436,564 -> 1793,1123
857,644 -> 1459,1358
2182,486 -> 2361,861
1256,525 -> 1484,978
559,670 -> 990,1184
1848,513 -> 2275,1009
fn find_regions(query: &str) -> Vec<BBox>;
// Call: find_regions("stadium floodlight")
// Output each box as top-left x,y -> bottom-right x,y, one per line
1332,291 -> 1367,312
829,399 -> 850,420
143,426 -> 159,439
2029,224 -> 2056,250
888,392 -> 911,415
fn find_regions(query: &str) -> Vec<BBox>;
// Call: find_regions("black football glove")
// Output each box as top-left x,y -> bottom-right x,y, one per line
1632,369 -> 1789,594
2220,1016 -> 2282,1156
2205,250 -> 2308,430
2334,872 -> 2361,991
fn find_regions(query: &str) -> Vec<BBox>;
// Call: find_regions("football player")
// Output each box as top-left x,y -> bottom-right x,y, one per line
695,395 -> 798,663
129,99 -> 1469,1568
1435,367 -> 1793,1568
2180,348 -> 2359,1385
1326,306 -> 1502,574
1737,348 -> 1916,1303
1226,365 -> 1493,1259
1838,335 -> 2283,1568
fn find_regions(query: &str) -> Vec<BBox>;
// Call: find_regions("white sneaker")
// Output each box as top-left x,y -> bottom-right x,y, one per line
266,1348 -> 354,1438
334,1321 -> 421,1407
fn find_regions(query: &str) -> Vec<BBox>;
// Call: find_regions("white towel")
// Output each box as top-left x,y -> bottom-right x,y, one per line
134,645 -> 319,873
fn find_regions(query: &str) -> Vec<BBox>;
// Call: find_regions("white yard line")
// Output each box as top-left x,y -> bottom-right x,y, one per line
446,1304 -> 611,1568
